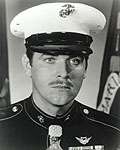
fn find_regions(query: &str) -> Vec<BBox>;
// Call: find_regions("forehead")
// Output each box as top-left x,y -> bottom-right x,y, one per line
33,51 -> 85,58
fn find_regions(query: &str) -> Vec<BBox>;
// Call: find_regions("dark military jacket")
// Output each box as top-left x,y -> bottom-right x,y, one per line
0,95 -> 120,150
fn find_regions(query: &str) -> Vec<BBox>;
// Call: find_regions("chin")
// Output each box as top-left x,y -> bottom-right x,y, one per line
48,95 -> 74,106
52,102 -> 70,107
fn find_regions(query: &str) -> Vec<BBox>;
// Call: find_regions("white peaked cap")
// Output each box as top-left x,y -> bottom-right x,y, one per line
10,2 -> 106,39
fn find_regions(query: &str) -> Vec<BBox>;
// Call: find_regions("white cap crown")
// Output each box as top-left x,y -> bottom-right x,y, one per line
10,2 -> 106,39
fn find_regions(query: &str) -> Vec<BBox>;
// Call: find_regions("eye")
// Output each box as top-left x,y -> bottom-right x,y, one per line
69,56 -> 84,66
43,57 -> 56,64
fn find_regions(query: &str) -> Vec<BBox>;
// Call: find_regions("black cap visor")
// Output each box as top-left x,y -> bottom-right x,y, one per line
29,44 -> 93,56
25,32 -> 93,56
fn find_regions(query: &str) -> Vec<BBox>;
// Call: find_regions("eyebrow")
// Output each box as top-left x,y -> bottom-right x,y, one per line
40,54 -> 84,63
40,54 -> 58,59
40,51 -> 85,58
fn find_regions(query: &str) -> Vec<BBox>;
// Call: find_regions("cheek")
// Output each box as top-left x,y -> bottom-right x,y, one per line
70,68 -> 85,88
31,66 -> 54,86
70,67 -> 85,79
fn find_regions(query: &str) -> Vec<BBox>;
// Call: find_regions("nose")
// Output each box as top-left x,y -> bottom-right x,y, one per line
56,60 -> 69,79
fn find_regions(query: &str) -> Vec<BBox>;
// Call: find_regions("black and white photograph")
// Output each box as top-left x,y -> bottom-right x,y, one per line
0,0 -> 120,149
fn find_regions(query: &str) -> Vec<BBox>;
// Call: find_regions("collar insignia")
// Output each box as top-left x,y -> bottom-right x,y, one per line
75,136 -> 92,145
59,4 -> 75,18
37,115 -> 44,123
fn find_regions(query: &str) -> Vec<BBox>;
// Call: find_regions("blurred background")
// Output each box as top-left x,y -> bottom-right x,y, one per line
1,0 -> 120,118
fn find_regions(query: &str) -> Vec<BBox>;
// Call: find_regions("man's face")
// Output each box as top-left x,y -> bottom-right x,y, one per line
29,52 -> 86,106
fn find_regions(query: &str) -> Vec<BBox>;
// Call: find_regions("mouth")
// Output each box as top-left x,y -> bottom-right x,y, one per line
51,84 -> 71,90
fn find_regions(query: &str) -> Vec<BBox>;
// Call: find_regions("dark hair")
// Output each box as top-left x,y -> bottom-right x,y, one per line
26,48 -> 89,70
26,48 -> 34,65
84,56 -> 88,70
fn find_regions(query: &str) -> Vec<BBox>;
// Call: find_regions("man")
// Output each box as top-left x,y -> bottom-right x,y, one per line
0,2 -> 120,150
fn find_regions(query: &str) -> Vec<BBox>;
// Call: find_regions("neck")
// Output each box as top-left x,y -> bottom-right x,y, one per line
32,91 -> 74,117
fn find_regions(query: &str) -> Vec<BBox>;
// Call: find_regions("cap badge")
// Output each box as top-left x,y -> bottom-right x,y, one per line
75,136 -> 92,145
59,4 -> 75,18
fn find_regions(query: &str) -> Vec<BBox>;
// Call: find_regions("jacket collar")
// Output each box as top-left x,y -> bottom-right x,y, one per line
24,96 -> 79,129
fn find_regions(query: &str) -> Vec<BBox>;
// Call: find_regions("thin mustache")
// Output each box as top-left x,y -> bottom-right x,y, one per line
49,80 -> 73,87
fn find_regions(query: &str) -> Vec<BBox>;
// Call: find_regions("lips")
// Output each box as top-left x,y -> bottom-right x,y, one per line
52,84 -> 71,89
49,80 -> 73,90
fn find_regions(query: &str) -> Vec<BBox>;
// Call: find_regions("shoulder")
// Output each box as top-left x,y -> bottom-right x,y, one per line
0,97 -> 30,121
74,100 -> 120,132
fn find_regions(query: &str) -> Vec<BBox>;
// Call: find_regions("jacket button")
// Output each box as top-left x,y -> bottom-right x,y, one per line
12,106 -> 18,112
83,109 -> 89,114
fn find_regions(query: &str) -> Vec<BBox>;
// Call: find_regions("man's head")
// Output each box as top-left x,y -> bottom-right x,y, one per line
10,3 -> 106,108
22,51 -> 87,107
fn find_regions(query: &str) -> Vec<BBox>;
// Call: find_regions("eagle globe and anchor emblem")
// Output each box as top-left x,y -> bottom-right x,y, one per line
59,4 -> 75,18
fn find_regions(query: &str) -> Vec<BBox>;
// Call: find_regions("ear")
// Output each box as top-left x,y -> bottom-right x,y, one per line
22,54 -> 31,77
83,71 -> 87,79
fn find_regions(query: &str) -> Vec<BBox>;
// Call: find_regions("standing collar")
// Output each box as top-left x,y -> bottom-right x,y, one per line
24,96 -> 77,129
